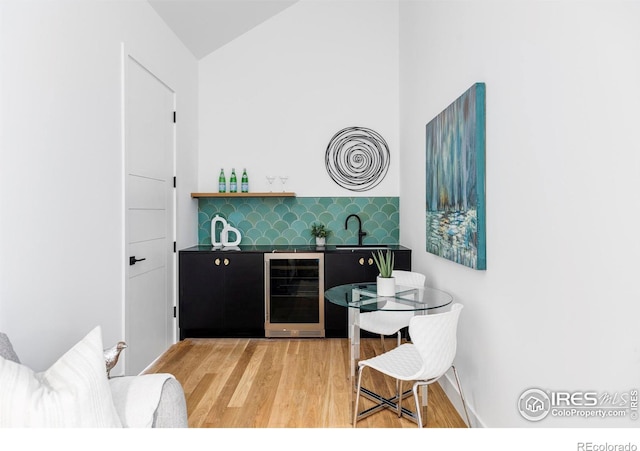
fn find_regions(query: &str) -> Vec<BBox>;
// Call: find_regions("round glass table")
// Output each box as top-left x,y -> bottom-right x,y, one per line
325,282 -> 453,423
325,282 -> 452,311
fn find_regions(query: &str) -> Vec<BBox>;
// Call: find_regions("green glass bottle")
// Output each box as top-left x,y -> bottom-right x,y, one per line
229,168 -> 237,193
218,168 -> 226,193
241,168 -> 249,193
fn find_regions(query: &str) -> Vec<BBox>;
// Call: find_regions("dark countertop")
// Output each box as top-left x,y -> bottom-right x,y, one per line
180,244 -> 411,253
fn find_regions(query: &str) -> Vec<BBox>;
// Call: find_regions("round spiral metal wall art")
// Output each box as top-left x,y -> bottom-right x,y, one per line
325,127 -> 390,192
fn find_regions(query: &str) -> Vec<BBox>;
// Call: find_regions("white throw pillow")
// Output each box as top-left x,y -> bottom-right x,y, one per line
0,326 -> 122,427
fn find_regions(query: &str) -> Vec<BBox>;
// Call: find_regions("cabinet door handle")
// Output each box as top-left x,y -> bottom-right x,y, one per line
368,258 -> 374,266
224,258 -> 230,266
214,258 -> 221,266
359,258 -> 364,265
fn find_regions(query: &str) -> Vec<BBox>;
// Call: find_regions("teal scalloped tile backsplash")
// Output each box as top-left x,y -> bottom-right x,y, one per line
198,197 -> 399,246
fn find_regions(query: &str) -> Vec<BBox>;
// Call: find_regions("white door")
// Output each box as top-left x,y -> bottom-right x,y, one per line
123,51 -> 175,375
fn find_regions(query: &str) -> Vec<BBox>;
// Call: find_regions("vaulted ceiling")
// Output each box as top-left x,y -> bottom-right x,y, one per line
148,0 -> 299,59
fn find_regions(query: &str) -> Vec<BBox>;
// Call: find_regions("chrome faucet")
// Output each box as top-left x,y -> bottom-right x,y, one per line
345,214 -> 367,246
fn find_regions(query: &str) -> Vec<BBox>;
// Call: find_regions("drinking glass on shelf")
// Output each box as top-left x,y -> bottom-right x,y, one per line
266,175 -> 276,192
279,175 -> 289,192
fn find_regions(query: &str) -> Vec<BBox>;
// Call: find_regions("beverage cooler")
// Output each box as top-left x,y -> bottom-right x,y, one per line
264,253 -> 325,338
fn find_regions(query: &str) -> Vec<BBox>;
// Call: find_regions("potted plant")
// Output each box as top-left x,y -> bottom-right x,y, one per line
372,249 -> 395,296
310,223 -> 331,247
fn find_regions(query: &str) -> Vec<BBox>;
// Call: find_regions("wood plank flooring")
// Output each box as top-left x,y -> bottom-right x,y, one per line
144,337 -> 467,428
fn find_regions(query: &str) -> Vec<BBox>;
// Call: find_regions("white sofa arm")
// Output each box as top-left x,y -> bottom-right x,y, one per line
152,377 -> 188,428
109,374 -> 187,428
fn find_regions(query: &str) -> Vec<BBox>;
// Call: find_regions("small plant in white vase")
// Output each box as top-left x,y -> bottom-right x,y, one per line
310,223 -> 331,247
372,249 -> 395,296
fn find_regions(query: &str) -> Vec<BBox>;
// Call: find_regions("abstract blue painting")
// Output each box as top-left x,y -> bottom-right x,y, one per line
425,83 -> 486,270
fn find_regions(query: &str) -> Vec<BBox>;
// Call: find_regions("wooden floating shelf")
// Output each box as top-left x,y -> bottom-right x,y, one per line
191,192 -> 296,198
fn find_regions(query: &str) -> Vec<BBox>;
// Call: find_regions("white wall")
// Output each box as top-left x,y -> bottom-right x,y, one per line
399,1 -> 640,427
0,0 -> 199,371
198,0 -> 399,196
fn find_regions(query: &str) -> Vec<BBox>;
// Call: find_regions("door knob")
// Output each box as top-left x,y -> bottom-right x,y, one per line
223,258 -> 230,266
359,258 -> 364,265
215,258 -> 221,266
368,258 -> 373,266
129,256 -> 146,266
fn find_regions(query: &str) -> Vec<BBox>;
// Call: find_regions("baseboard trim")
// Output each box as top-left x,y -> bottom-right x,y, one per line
439,370 -> 486,428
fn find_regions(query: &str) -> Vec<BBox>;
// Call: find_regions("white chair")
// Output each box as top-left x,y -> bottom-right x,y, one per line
359,270 -> 426,352
353,303 -> 471,428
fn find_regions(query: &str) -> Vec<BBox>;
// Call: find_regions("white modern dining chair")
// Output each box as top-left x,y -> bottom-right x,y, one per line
359,270 -> 426,352
353,303 -> 471,428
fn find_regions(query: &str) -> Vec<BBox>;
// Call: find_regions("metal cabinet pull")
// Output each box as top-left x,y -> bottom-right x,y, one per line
368,258 -> 374,265
214,258 -> 221,266
224,258 -> 230,266
359,258 -> 364,265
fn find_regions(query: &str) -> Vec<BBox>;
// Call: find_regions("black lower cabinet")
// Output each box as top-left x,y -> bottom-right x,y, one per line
324,250 -> 411,338
179,252 -> 264,339
179,248 -> 411,339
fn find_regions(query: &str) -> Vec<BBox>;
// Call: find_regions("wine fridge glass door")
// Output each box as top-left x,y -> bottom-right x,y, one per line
264,253 -> 325,338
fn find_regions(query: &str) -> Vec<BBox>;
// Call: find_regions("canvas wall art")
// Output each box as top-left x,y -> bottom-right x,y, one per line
425,82 -> 486,270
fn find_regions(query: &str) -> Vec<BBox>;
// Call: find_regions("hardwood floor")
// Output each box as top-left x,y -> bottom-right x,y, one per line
144,337 -> 467,428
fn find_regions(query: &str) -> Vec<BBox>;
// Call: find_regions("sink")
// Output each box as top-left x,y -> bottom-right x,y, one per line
334,244 -> 389,250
